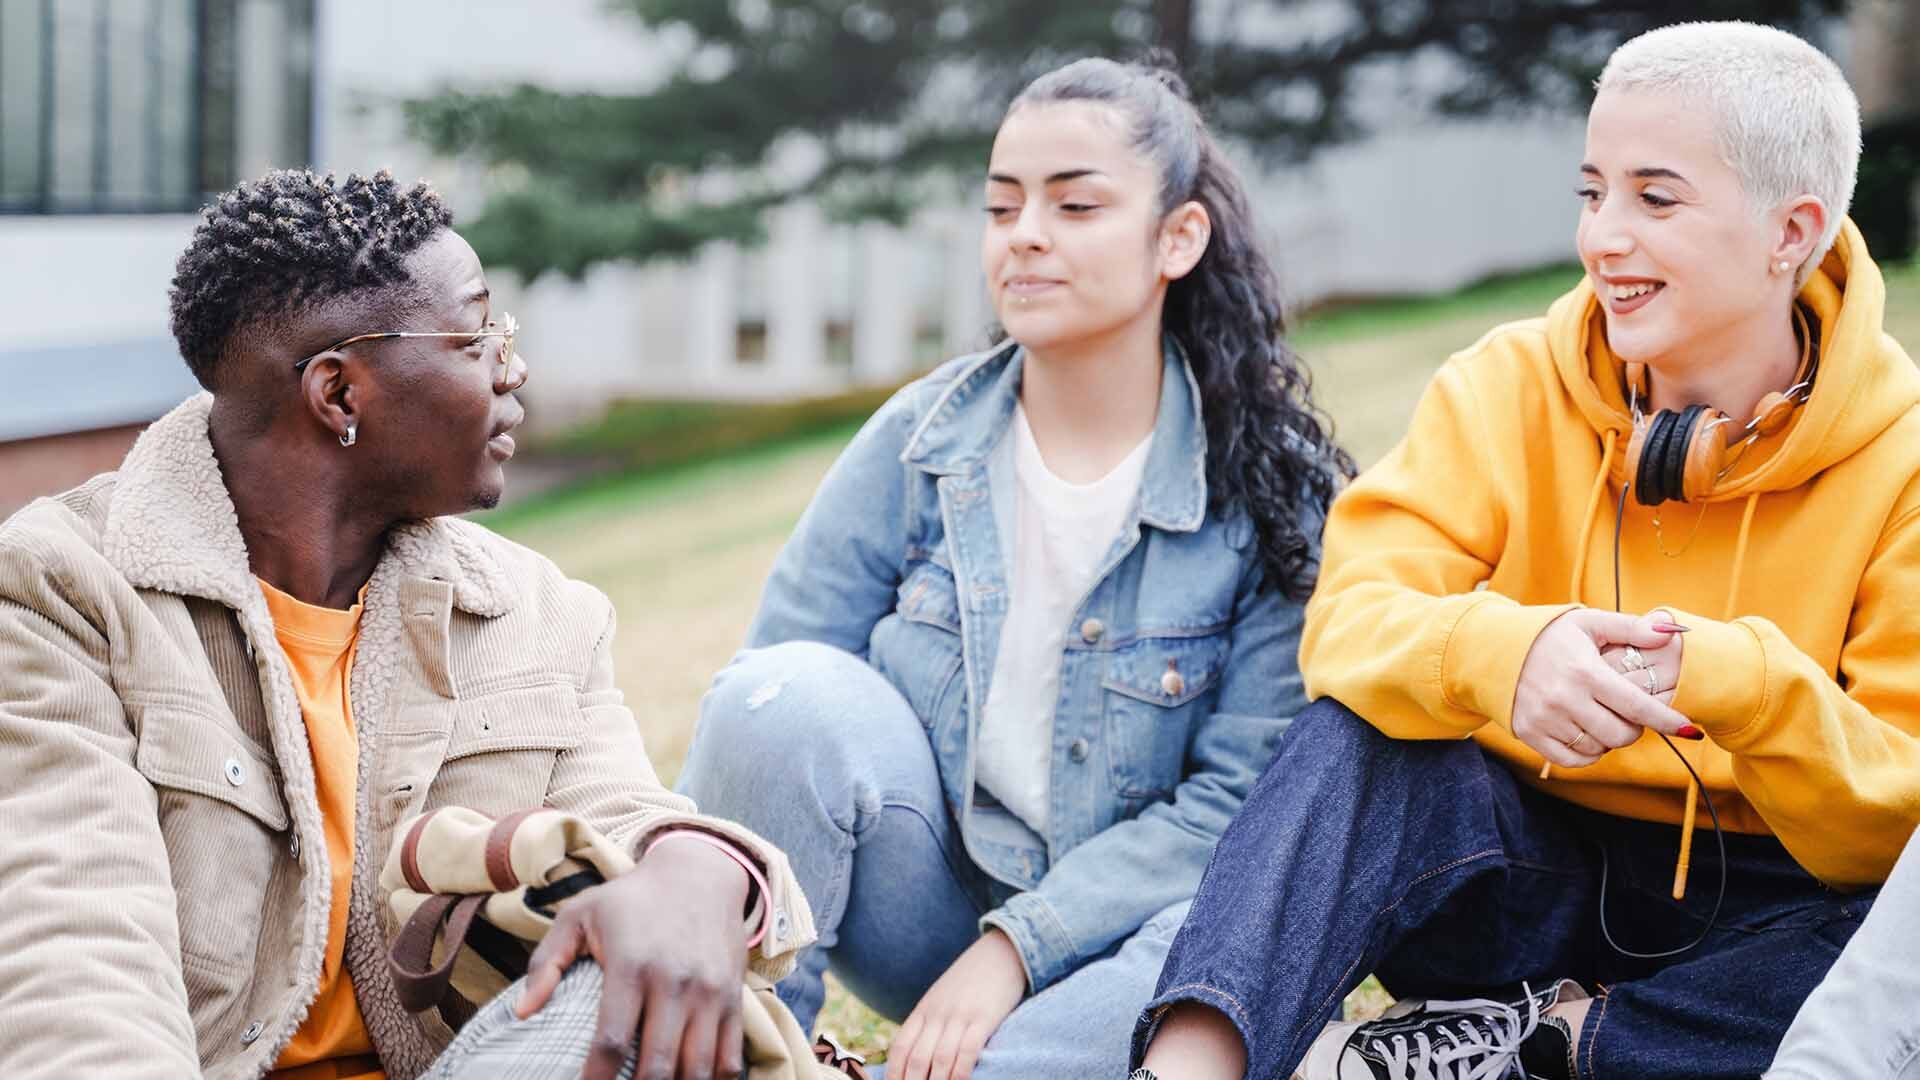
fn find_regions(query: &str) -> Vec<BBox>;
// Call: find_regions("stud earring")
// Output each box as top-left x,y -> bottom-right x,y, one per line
1776,260 -> 1791,273
340,421 -> 357,448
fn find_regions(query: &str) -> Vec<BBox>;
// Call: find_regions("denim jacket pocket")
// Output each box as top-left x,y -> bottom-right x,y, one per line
897,558 -> 963,634
1100,631 -> 1231,799
873,561 -> 968,734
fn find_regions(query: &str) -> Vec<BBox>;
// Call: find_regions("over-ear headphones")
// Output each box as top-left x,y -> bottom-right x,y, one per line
1619,307 -> 1817,507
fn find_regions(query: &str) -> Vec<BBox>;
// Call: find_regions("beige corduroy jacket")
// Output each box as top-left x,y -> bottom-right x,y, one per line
0,394 -> 815,1079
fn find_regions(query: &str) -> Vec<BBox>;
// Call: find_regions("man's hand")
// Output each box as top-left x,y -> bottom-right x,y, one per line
515,835 -> 752,1080
887,929 -> 1028,1080
1514,608 -> 1697,769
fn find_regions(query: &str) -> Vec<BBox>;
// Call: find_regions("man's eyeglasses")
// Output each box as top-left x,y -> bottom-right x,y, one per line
293,312 -> 519,381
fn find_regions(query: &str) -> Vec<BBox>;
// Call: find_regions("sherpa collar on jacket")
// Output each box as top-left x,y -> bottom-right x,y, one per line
102,392 -> 516,619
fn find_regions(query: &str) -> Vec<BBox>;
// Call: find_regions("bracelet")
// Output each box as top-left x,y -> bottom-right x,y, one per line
643,829 -> 771,950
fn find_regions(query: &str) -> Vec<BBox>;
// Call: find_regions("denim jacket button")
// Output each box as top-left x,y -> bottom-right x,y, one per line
1068,738 -> 1090,763
1161,660 -> 1185,698
1079,618 -> 1105,644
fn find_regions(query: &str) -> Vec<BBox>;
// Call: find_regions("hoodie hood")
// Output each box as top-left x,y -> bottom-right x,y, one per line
1550,218 -> 1920,502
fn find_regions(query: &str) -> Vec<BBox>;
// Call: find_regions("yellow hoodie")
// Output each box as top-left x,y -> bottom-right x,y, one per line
1301,220 -> 1920,889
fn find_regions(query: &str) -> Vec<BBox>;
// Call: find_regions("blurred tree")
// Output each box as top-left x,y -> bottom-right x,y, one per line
408,0 -> 1842,279
1852,0 -> 1919,260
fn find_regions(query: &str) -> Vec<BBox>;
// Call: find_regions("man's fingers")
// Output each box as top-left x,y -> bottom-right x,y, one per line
715,1003 -> 746,1080
632,975 -> 690,1080
515,920 -> 583,1019
583,966 -> 645,1080
674,991 -> 721,1080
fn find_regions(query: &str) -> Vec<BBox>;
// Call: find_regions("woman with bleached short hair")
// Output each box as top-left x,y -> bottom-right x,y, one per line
1130,22 -> 1920,1080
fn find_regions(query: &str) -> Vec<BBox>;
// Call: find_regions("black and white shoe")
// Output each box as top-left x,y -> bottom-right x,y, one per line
1291,979 -> 1587,1080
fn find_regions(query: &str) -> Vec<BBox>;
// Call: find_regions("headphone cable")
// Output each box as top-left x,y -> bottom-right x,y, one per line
1597,478 -> 1728,959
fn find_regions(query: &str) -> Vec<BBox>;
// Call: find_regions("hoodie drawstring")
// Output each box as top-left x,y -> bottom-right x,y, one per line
1568,430 -> 1619,604
1541,432 -> 1621,784
1672,490 -> 1760,900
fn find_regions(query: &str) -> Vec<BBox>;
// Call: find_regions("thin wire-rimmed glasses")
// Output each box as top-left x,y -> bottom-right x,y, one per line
293,312 -> 520,382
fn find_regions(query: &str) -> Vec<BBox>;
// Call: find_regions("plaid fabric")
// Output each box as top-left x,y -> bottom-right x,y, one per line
423,962 -> 634,1080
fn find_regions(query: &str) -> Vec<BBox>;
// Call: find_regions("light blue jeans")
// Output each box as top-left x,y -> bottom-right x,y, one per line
1768,823 -> 1920,1079
677,641 -> 1187,1079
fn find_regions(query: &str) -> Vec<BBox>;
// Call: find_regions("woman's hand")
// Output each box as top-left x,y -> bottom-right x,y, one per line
1514,608 -> 1697,768
887,929 -> 1028,1080
515,835 -> 752,1080
1597,608 -> 1685,703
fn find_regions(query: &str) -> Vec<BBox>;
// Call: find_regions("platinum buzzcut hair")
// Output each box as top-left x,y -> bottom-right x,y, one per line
1598,21 -> 1862,286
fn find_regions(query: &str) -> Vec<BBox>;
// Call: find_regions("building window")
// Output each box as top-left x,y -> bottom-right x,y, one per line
0,0 -> 314,215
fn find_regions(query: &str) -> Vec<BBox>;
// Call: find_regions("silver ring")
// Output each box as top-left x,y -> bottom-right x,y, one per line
1621,645 -> 1647,672
1644,667 -> 1660,695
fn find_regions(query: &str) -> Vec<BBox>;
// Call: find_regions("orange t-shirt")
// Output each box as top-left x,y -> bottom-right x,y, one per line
259,579 -> 385,1080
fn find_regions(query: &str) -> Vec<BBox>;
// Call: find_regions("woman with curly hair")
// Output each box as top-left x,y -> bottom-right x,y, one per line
679,56 -> 1350,1080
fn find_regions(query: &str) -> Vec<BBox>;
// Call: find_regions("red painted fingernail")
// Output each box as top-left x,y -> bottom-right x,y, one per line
1653,622 -> 1691,634
1676,724 -> 1704,740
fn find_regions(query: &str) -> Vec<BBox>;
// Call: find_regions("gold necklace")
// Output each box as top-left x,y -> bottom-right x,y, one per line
1650,501 -> 1712,558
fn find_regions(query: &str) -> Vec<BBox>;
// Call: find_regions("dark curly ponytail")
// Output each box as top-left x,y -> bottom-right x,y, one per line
1008,58 -> 1355,600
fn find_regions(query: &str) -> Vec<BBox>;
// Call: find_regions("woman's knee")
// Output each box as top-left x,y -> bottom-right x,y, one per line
701,641 -> 872,741
688,640 -> 921,783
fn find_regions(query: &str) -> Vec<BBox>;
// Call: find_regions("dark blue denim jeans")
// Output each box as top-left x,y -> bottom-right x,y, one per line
1132,699 -> 1878,1079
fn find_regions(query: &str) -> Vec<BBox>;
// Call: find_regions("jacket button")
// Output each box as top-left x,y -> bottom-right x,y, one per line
289,832 -> 301,860
224,757 -> 247,786
1161,660 -> 1185,698
1068,738 -> 1090,763
1080,618 -> 1105,644
773,909 -> 790,942
240,1020 -> 264,1044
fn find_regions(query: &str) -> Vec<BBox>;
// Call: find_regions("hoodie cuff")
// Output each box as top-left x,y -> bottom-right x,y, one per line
1442,599 -> 1579,731
1668,613 -> 1769,739
980,892 -> 1078,992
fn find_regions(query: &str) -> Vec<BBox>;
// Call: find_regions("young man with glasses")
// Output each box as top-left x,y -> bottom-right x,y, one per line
0,168 -> 815,1080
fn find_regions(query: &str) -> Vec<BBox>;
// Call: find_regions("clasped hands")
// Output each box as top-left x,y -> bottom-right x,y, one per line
1514,607 -> 1704,770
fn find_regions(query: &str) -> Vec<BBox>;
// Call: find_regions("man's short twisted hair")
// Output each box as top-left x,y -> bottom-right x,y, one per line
168,168 -> 454,389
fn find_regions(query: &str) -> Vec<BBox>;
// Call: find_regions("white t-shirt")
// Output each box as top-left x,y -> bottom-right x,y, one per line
976,405 -> 1152,835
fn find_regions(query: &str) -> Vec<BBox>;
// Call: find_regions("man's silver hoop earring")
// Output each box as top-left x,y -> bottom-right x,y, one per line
340,422 -> 358,448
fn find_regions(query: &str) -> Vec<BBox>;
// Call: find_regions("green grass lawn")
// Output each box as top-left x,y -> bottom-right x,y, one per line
490,258 -> 1920,1059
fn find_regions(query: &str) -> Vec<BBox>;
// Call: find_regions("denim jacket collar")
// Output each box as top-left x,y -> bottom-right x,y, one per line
897,336 -> 1210,533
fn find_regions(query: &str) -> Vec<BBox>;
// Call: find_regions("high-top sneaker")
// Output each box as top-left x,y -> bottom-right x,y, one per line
1292,979 -> 1588,1080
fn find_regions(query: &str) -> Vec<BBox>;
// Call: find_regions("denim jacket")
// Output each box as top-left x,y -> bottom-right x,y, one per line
746,339 -> 1309,991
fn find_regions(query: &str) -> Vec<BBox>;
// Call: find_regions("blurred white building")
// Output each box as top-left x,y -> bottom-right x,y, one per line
0,1 -> 1852,511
